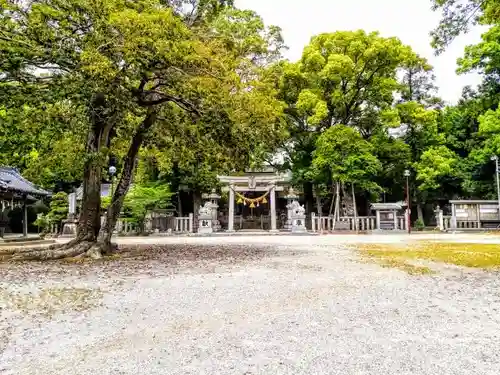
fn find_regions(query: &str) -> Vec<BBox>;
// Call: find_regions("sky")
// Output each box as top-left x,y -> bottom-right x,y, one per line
234,0 -> 485,105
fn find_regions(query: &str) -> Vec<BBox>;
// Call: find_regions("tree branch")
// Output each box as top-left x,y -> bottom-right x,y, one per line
138,93 -> 201,116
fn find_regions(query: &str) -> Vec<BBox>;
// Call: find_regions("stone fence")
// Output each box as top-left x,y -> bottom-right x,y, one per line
49,213 -> 195,237
311,214 -> 378,232
310,214 -> 408,232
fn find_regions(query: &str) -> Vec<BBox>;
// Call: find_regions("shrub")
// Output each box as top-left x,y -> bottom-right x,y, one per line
415,218 -> 425,231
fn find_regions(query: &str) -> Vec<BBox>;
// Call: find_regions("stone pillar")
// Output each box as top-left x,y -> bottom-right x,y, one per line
451,203 -> 457,230
228,185 -> 235,232
62,191 -> 78,237
476,204 -> 481,229
189,213 -> 194,233
393,210 -> 398,230
145,213 -> 152,233
68,192 -> 77,220
270,185 -> 278,232
286,202 -> 293,230
435,206 -> 444,231
376,210 -> 381,230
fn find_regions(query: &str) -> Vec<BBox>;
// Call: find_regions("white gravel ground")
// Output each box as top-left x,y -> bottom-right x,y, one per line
2,234 -> 500,375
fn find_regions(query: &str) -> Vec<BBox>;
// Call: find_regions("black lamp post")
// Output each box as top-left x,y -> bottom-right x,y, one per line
491,155 -> 500,220
404,169 -> 411,234
109,166 -> 117,198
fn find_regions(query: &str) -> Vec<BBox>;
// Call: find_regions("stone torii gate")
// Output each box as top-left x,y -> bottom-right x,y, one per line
217,173 -> 289,232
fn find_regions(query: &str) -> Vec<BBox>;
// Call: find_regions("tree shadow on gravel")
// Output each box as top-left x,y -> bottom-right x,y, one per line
0,244 -> 306,282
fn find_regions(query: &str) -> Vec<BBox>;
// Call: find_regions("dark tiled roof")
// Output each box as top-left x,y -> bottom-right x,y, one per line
370,202 -> 405,210
0,167 -> 50,197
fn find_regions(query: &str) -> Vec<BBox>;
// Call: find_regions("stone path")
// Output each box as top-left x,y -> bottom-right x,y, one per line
2,234 -> 500,375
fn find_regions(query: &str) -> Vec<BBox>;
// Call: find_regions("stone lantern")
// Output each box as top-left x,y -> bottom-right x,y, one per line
203,189 -> 221,232
284,187 -> 299,231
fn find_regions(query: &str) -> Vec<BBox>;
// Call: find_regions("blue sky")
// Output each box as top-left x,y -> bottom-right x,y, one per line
235,0 -> 485,104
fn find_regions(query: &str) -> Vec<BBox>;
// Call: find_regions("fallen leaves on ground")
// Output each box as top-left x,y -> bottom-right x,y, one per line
0,244 -> 297,283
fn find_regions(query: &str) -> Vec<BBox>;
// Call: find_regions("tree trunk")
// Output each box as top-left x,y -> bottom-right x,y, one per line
303,181 -> 314,215
315,194 -> 323,216
417,203 -> 424,224
77,97 -> 112,242
334,181 -> 340,221
193,191 -> 202,215
328,184 -> 336,216
313,185 -> 324,215
8,94 -> 117,260
177,191 -> 183,217
352,183 -> 358,232
98,110 -> 158,253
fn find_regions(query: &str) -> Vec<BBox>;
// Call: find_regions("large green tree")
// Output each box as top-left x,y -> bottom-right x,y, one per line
274,30 -> 419,212
311,125 -> 382,218
431,0 -> 500,200
1,0 -> 285,259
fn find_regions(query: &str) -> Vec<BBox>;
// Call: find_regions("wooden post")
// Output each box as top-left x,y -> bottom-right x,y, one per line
351,183 -> 358,232
476,204 -> 481,229
22,195 -> 28,238
228,185 -> 235,232
334,182 -> 340,221
270,185 -> 278,232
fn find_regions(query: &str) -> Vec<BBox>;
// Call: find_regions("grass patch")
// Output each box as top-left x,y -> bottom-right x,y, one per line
0,287 -> 103,318
374,257 -> 434,275
357,242 -> 500,271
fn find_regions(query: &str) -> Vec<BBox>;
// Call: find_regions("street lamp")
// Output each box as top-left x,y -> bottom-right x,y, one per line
109,166 -> 117,198
491,155 -> 500,219
404,169 -> 411,234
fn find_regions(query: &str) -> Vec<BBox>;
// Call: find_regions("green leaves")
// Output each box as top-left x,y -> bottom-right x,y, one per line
122,182 -> 173,224
415,146 -> 459,191
46,192 -> 69,225
291,30 -> 412,128
430,0 -> 488,54
312,125 -> 382,191
457,25 -> 500,75
296,90 -> 328,126
0,0 -> 287,198
479,106 -> 500,156
275,30 -> 425,199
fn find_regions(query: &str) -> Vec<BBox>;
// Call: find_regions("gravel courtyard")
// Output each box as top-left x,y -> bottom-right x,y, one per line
2,234 -> 500,375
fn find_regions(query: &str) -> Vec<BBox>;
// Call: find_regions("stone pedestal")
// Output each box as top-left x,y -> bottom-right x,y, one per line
291,203 -> 307,233
61,220 -> 77,237
198,203 -> 213,234
62,192 -> 78,237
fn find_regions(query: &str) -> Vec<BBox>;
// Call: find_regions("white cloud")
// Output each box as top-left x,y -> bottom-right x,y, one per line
235,0 -> 486,104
